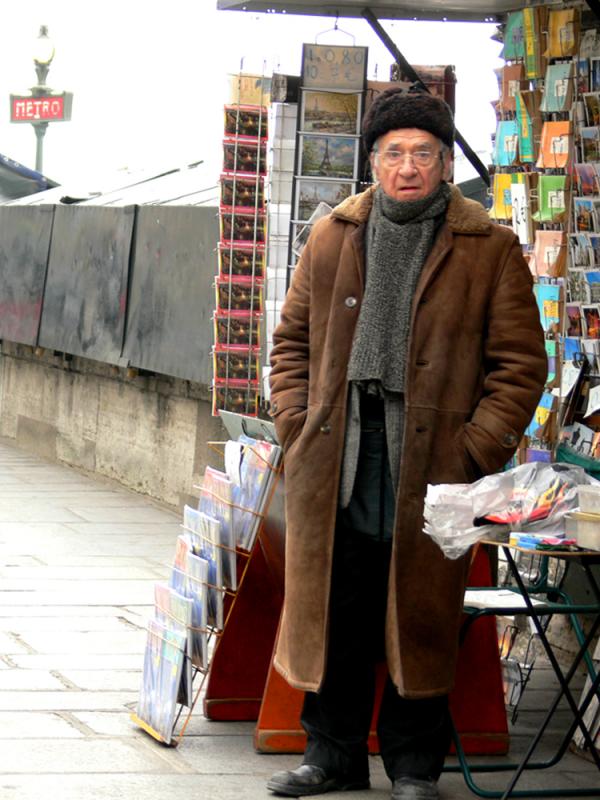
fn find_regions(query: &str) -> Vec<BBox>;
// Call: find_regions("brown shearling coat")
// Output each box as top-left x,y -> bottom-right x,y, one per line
269,183 -> 547,698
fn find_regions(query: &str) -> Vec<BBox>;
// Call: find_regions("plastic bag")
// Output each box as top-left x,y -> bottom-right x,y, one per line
423,462 -> 598,559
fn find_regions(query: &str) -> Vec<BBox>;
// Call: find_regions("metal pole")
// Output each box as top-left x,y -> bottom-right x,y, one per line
361,7 -> 491,187
33,122 -> 48,172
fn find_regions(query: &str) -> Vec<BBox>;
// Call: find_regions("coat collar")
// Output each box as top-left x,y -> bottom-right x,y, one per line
331,183 -> 492,235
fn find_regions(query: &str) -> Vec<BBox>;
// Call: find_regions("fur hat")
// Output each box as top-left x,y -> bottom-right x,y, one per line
362,88 -> 455,152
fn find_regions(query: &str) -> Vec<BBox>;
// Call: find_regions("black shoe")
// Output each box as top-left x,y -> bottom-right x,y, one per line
391,777 -> 439,800
267,764 -> 370,797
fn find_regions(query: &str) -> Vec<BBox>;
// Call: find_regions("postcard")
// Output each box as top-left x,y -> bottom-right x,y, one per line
216,278 -> 263,314
220,173 -> 264,210
581,126 -> 600,162
299,134 -> 358,179
214,312 -> 261,348
214,347 -> 260,384
567,268 -> 592,303
586,275 -> 600,304
212,384 -> 259,417
566,303 -> 584,337
224,104 -> 268,138
583,302 -> 600,336
574,197 -> 598,232
218,243 -> 266,279
301,90 -> 361,134
222,136 -> 267,174
515,89 -> 542,164
569,234 -> 593,268
590,235 -> 600,267
584,93 -> 600,126
574,162 -> 599,196
220,210 -> 266,243
578,58 -> 590,94
296,178 -> 354,220
592,58 -> 600,92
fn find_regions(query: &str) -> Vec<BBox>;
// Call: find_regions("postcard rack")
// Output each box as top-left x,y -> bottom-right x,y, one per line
131,421 -> 282,745
212,72 -> 270,418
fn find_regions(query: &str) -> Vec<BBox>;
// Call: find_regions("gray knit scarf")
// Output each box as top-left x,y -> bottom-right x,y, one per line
340,182 -> 451,509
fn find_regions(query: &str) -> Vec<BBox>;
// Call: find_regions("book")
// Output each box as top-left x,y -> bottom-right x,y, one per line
532,230 -> 566,278
533,283 -> 561,334
220,171 -> 265,210
493,119 -> 519,167
515,89 -> 542,164
536,120 -> 571,170
498,63 -> 524,113
544,7 -> 580,58
532,175 -> 568,223
539,61 -> 573,113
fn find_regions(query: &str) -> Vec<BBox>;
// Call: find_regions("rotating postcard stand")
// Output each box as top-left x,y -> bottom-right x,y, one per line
202,414 -> 509,756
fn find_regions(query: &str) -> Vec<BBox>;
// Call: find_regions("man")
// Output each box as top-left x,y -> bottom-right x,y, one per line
266,89 -> 547,800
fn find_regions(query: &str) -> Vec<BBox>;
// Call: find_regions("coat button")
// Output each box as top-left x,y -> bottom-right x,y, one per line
503,432 -> 518,447
416,425 -> 428,433
271,401 -> 278,413
320,422 -> 331,434
344,296 -> 357,308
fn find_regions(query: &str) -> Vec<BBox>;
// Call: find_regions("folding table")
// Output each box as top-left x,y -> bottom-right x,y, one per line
447,539 -> 600,799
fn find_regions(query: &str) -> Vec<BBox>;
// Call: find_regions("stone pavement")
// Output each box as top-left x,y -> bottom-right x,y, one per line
0,439 -> 598,799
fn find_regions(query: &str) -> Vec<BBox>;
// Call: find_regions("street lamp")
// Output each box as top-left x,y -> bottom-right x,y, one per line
31,25 -> 55,172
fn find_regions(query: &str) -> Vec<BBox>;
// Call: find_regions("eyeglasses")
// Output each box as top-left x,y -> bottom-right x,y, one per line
375,149 -> 440,168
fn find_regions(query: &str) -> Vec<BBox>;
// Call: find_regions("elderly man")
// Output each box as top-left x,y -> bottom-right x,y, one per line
266,89 -> 547,800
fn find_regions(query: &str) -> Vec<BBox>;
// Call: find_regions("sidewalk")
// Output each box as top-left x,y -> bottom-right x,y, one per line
0,439 -> 597,799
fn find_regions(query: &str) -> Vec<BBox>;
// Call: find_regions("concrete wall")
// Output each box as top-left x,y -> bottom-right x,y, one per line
0,341 -> 225,509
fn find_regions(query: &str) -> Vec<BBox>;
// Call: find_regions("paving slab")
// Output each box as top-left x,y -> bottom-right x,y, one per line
10,654 -> 145,670
0,690 -> 139,711
17,630 -> 147,655
0,711 -> 84,738
60,670 -> 142,692
0,738 -> 179,774
0,669 -> 69,690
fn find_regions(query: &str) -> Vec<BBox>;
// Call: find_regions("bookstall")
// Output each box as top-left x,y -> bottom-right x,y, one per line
132,0 -> 600,771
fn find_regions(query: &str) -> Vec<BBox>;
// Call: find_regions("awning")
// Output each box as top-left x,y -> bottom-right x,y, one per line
216,1 -> 520,22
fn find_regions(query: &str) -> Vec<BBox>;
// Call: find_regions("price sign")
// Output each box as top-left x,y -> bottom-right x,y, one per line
302,44 -> 368,91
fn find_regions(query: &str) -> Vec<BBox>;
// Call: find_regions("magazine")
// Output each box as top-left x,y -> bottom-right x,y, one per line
232,435 -> 283,551
168,531 -> 210,669
155,583 -> 193,708
182,505 -> 224,631
187,553 -> 209,669
136,618 -> 186,745
199,467 -> 236,591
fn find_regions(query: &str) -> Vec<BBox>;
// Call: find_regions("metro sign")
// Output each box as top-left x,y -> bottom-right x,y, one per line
10,92 -> 73,123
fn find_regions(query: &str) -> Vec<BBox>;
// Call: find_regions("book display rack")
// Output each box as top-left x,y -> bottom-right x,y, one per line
489,4 -> 600,467
131,421 -> 282,745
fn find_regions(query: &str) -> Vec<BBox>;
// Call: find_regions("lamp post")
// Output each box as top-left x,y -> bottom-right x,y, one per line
31,25 -> 55,173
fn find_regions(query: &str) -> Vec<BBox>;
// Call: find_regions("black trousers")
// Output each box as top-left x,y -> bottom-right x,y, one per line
300,524 -> 451,783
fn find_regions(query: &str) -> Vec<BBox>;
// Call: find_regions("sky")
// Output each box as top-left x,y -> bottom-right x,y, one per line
0,2 -> 503,190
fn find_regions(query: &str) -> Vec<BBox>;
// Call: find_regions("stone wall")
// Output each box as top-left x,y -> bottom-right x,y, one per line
0,341 -> 225,509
